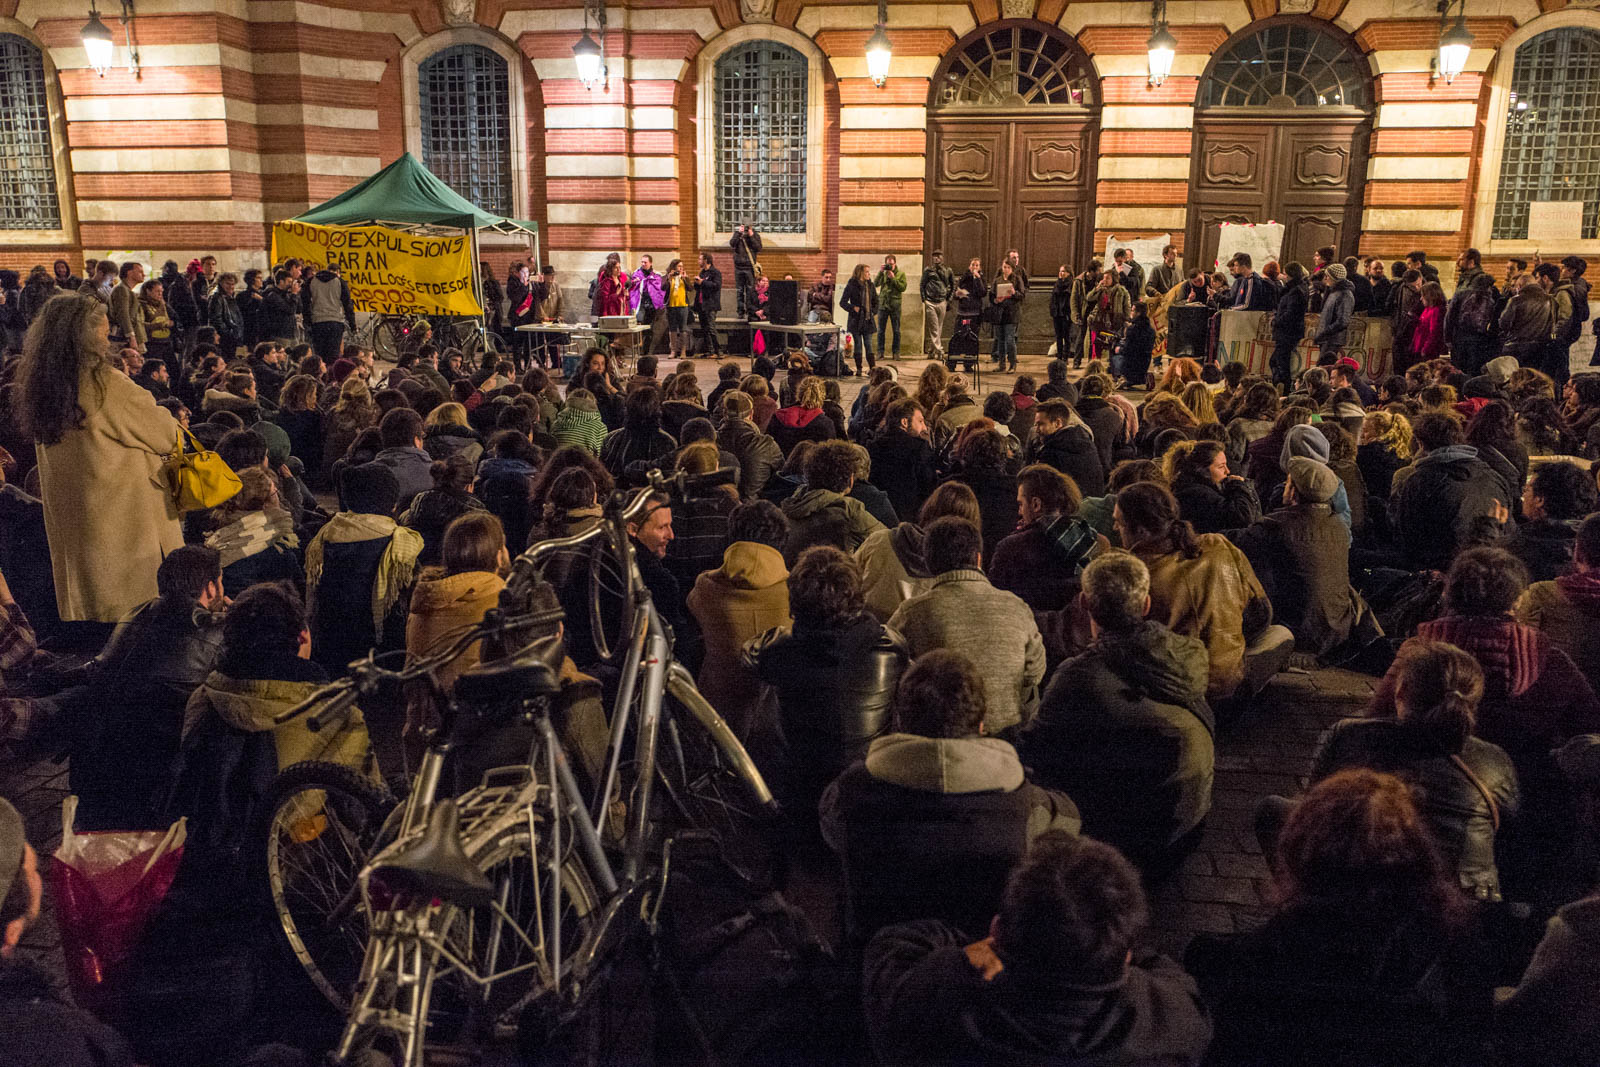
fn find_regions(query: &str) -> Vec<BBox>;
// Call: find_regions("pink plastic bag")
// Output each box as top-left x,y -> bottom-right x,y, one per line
753,328 -> 767,355
50,796 -> 186,1002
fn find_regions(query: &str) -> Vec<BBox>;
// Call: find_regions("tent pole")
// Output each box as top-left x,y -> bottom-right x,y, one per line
469,226 -> 486,334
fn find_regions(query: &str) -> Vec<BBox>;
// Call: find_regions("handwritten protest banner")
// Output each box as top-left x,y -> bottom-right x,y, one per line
271,220 -> 482,317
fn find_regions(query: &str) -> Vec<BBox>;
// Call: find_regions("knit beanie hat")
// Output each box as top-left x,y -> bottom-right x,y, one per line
1280,422 -> 1331,469
1324,263 -> 1348,281
723,390 -> 754,418
0,798 -> 24,921
1287,456 -> 1339,503
330,357 -> 357,384
1485,356 -> 1519,385
340,461 -> 401,516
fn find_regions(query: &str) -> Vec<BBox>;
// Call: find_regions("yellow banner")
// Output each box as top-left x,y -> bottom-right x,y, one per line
270,220 -> 483,317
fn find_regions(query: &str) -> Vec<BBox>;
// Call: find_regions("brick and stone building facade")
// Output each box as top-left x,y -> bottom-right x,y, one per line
0,0 -> 1596,349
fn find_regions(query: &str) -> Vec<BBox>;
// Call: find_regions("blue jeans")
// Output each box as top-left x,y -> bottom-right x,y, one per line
993,322 -> 1017,367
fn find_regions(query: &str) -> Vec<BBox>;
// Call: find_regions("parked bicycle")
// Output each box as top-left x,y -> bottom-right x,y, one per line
259,467 -> 778,1065
355,313 -> 505,364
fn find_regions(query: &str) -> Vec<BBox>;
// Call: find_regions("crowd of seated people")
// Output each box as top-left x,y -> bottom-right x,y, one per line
1,271 -> 1600,1066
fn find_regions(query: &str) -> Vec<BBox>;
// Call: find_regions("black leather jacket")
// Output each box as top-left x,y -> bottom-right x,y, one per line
744,615 -> 909,814
1312,718 -> 1520,901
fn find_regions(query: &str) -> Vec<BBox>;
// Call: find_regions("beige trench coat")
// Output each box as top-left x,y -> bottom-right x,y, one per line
36,362 -> 182,621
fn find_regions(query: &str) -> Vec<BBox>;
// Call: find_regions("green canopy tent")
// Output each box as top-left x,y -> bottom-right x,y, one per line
289,151 -> 540,324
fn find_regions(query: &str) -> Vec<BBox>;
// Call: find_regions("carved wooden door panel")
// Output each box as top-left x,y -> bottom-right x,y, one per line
927,116 -> 1096,342
1276,118 -> 1367,267
1188,115 -> 1369,271
927,122 -> 1007,274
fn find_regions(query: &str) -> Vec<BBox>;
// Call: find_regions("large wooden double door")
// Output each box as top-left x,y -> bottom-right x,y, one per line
925,115 -> 1096,339
1187,112 -> 1370,273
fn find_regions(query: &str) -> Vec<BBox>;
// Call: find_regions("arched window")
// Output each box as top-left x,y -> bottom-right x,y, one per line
0,34 -> 60,230
418,44 -> 512,215
713,41 -> 808,234
934,23 -> 1095,109
1201,22 -> 1369,109
1491,27 -> 1600,241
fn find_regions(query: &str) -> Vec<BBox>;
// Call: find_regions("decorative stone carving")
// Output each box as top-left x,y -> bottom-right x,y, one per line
740,0 -> 776,23
440,0 -> 477,27
1278,0 -> 1316,13
1002,0 -> 1036,17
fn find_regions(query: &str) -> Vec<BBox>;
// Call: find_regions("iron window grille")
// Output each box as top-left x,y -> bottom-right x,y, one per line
0,35 -> 60,231
1492,28 -> 1600,241
934,25 -> 1095,109
1200,23 -> 1369,109
419,44 -> 514,216
714,42 -> 807,234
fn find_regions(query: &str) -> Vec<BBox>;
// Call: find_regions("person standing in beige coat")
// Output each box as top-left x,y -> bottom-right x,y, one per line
18,295 -> 182,623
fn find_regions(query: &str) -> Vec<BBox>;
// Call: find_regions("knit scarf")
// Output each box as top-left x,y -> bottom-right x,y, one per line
305,512 -> 424,638
205,507 -> 299,568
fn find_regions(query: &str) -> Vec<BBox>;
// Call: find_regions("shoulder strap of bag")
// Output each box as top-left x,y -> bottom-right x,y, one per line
1449,752 -> 1500,833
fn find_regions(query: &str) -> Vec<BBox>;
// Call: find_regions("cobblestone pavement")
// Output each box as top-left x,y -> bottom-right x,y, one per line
1146,666 -> 1375,960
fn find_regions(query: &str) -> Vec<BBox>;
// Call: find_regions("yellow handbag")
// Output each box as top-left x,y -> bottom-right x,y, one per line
163,426 -> 242,512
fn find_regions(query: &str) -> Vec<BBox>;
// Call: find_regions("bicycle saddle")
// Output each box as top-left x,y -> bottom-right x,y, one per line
369,799 -> 493,908
452,641 -> 563,705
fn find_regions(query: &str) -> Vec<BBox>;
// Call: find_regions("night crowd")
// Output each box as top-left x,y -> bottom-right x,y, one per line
0,242 -> 1597,1067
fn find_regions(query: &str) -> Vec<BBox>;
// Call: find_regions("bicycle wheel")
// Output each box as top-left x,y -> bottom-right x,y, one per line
372,316 -> 408,361
653,689 -> 780,888
258,760 -> 396,1011
586,523 -> 638,665
337,827 -> 601,1067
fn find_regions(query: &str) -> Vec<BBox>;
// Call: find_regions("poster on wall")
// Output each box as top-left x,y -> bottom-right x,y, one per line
1103,234 -> 1173,277
1214,222 -> 1285,272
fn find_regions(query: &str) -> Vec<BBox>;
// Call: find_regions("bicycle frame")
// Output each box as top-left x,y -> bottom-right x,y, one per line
325,472 -> 779,1064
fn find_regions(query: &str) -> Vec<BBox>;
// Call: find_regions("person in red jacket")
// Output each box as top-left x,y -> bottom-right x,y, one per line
1411,281 -> 1448,363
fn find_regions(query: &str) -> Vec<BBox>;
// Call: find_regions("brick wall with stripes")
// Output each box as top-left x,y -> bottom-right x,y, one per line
0,0 -> 1586,298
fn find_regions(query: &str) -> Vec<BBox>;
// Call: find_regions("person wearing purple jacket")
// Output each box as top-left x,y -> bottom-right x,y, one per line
630,255 -> 668,356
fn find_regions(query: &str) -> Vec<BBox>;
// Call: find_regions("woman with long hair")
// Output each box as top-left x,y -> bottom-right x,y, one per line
947,424 -> 1020,557
273,373 -> 324,474
1519,395 -> 1580,457
404,511 -> 511,748
1180,381 -> 1217,425
19,295 -> 182,621
1356,409 -> 1413,500
321,375 -> 378,482
1169,439 -> 1260,533
989,260 -> 1022,372
1411,280 -> 1448,364
421,400 -> 484,466
1154,357 -> 1204,395
840,263 -> 876,376
1114,481 -> 1271,701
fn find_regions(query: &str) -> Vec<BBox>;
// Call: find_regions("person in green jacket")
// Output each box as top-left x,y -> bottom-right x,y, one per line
874,254 -> 908,360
